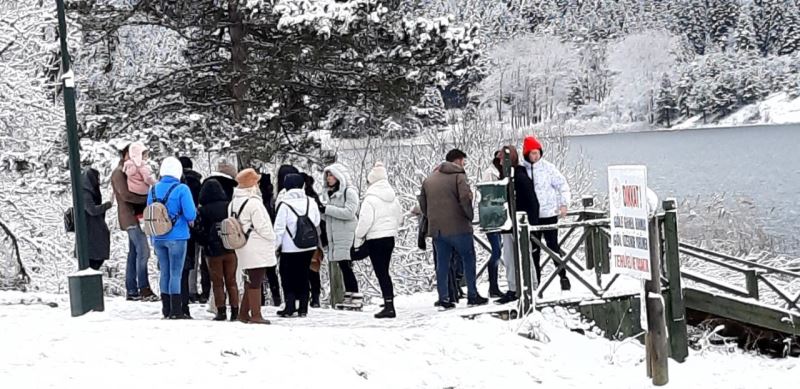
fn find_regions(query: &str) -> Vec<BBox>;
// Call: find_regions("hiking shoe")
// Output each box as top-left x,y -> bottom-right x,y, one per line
126,294 -> 141,301
495,291 -> 518,304
467,295 -> 489,307
437,301 -> 456,310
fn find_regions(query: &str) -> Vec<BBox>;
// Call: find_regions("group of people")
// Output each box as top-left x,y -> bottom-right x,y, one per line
80,142 -> 403,323
418,135 -> 571,309
76,133 -> 570,320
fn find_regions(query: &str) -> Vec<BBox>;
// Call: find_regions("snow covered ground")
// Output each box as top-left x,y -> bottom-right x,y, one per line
0,290 -> 796,389
674,92 -> 800,130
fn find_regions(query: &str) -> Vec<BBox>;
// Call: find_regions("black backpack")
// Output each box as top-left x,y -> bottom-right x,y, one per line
281,199 -> 319,250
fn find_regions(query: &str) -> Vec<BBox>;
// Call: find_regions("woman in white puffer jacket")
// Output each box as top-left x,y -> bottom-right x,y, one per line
354,162 -> 403,318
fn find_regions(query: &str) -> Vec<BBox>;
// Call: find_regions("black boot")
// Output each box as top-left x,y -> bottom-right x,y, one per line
270,283 -> 282,307
277,293 -> 296,317
169,295 -> 191,319
298,297 -> 309,317
467,294 -> 489,306
213,306 -> 227,321
374,299 -> 396,319
495,290 -> 518,304
310,294 -> 320,308
230,306 -> 239,322
560,276 -> 572,291
487,262 -> 503,298
160,294 -> 170,319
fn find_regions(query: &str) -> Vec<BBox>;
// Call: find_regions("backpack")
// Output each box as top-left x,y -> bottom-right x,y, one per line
282,199 -> 319,250
143,184 -> 181,237
64,207 -> 75,233
219,199 -> 252,250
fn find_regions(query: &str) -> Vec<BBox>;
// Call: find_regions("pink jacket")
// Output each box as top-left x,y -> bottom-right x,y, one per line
123,142 -> 155,195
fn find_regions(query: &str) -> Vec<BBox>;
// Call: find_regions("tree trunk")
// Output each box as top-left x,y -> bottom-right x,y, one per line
228,0 -> 248,122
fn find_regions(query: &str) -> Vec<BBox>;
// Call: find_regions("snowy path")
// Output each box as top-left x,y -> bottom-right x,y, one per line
0,291 -> 796,389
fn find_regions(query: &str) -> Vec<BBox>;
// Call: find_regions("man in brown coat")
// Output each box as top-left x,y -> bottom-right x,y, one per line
111,144 -> 157,301
420,149 -> 488,309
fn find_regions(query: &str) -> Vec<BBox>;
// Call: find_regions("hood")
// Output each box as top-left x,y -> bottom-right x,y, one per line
277,165 -> 300,193
82,168 -> 102,203
233,186 -> 262,200
159,157 -> 183,180
128,142 -> 147,166
283,188 -> 307,201
323,163 -> 350,189
367,162 -> 388,185
199,179 -> 228,205
184,169 -> 202,182
438,162 -> 465,175
366,179 -> 396,203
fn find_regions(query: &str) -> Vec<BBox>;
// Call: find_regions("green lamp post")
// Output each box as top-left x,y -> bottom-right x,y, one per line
56,0 -> 105,316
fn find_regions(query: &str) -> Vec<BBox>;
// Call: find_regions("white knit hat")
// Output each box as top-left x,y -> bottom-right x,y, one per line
367,161 -> 388,184
159,157 -> 183,180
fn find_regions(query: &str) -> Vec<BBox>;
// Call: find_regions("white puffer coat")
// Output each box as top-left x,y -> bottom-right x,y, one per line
354,164 -> 403,247
230,186 -> 277,269
521,158 -> 571,218
274,189 -> 321,253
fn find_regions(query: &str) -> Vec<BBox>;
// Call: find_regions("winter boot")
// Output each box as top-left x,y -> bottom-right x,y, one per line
560,276 -> 572,291
169,295 -> 190,319
277,293 -> 296,317
160,293 -> 170,319
140,287 -> 160,302
495,290 -> 518,305
374,299 -> 396,319
229,306 -> 239,322
310,294 -> 321,308
467,294 -> 489,307
238,289 -> 251,323
298,297 -> 309,317
349,293 -> 364,309
213,306 -> 227,321
437,300 -> 456,310
269,283 -> 282,307
247,289 -> 270,324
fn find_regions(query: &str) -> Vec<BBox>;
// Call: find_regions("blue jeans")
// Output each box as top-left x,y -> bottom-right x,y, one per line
433,233 -> 478,302
153,240 -> 187,295
487,232 -> 502,290
125,226 -> 151,295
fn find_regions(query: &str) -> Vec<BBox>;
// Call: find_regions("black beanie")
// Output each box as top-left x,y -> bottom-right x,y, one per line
284,173 -> 304,191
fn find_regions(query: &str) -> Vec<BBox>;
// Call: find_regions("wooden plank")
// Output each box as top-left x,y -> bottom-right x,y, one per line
662,201 -> 688,363
681,269 -> 751,297
684,287 -> 800,334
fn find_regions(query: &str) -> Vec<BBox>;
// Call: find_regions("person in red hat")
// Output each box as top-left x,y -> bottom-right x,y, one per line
521,135 -> 573,291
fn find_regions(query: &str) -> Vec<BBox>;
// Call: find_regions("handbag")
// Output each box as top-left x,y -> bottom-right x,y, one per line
350,240 -> 369,261
310,248 -> 323,272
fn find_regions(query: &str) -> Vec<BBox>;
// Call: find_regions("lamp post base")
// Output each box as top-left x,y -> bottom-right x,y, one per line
68,269 -> 105,317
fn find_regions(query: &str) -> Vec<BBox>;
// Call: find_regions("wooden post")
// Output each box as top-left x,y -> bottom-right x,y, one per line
329,261 -> 345,307
744,269 -> 760,300
518,214 -> 534,313
662,199 -> 689,363
503,148 -> 523,299
645,217 -> 669,386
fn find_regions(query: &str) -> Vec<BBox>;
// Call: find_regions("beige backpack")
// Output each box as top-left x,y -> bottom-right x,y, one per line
219,199 -> 253,250
143,184 -> 181,237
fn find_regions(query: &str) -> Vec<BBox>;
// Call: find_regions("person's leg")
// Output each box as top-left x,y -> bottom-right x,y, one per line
278,255 -> 296,316
245,268 -> 269,324
487,232 -> 502,296
153,240 -> 170,313
125,228 -> 139,298
531,230 -> 544,286
453,234 -> 479,300
222,253 -> 240,308
368,238 -> 394,299
129,226 -> 152,294
296,252 -> 313,316
199,254 -> 211,302
266,266 -> 282,306
208,256 -> 226,309
167,241 -> 187,318
338,260 -> 358,293
433,235 -> 454,304
309,269 -> 321,307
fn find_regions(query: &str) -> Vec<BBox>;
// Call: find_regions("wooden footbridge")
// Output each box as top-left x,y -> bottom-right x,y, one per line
474,197 -> 800,361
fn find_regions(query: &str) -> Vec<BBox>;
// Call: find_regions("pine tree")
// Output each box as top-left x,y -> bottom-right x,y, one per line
708,0 -> 739,50
737,68 -> 766,105
752,0 -> 786,56
734,8 -> 759,54
655,73 -> 677,127
778,3 -> 800,55
567,79 -> 585,113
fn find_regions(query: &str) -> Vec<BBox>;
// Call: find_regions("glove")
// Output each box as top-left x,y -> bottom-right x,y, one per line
318,205 -> 326,214
102,201 -> 113,210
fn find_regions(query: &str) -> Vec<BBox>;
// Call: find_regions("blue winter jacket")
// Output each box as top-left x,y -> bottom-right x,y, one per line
146,176 -> 197,241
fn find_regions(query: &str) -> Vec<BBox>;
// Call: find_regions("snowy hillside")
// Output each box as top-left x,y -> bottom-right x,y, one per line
0,290 -> 796,389
675,92 -> 800,129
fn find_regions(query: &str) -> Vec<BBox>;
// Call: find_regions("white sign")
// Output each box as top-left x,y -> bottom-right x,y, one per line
608,165 -> 651,280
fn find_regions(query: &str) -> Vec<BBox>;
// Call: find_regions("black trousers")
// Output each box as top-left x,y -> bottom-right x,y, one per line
262,265 -> 281,305
338,260 -> 359,293
280,251 -> 313,303
532,216 -> 567,282
309,270 -> 321,299
367,237 -> 395,299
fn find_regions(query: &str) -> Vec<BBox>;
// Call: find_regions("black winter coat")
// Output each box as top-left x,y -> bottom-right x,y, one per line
196,180 -> 234,258
203,175 -> 238,202
81,169 -> 111,260
182,169 -> 204,205
512,165 -> 540,225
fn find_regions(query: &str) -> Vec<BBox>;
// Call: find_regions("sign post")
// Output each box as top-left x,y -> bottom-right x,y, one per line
608,166 -> 668,386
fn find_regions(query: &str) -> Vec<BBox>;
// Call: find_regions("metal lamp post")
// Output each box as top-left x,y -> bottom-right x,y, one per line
57,0 -> 105,316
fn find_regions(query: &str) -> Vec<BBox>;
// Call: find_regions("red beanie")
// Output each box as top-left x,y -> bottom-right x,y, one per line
523,136 -> 543,157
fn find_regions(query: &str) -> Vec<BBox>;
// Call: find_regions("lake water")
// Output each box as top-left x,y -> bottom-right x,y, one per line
565,124 -> 800,251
